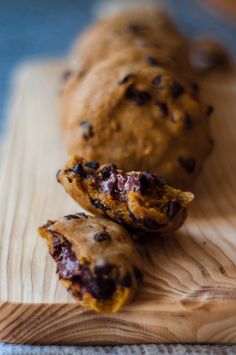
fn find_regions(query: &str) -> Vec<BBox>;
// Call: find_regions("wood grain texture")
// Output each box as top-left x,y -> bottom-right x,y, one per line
0,61 -> 236,345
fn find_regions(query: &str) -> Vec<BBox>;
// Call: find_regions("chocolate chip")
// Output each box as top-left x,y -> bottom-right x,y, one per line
64,214 -> 80,221
143,217 -> 162,229
94,165 -> 166,202
101,165 -> 117,180
90,198 -> 110,212
51,236 -> 67,259
128,23 -> 147,34
178,157 -> 196,173
146,56 -> 161,67
80,120 -> 94,140
133,266 -> 143,284
89,277 -> 116,300
67,176 -> 73,183
71,163 -> 86,177
52,237 -> 80,279
52,240 -> 117,301
98,165 -> 123,198
73,265 -> 117,300
152,75 -> 162,87
125,85 -> 152,106
94,263 -> 114,276
171,82 -> 184,98
61,70 -> 72,82
119,73 -> 134,85
85,161 -> 100,170
191,82 -> 200,100
156,101 -> 168,117
184,113 -> 192,129
140,172 -> 166,190
118,272 -> 132,288
56,169 -> 61,182
94,231 -> 111,242
166,200 -> 182,220
124,172 -> 165,194
208,137 -> 214,146
206,105 -> 214,116
123,174 -> 143,193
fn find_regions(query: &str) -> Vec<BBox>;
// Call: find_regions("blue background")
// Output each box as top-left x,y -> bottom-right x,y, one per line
1,0 -> 236,133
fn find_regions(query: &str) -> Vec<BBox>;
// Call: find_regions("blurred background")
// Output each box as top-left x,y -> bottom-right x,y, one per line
1,0 -> 236,134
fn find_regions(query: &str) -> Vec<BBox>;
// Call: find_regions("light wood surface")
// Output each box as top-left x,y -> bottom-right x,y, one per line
0,61 -> 236,344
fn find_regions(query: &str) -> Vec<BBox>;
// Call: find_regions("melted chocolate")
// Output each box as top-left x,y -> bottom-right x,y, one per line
51,236 -> 117,301
184,113 -> 192,129
118,272 -> 132,287
94,231 -> 111,242
71,162 -> 86,177
191,82 -> 200,100
125,85 -> 152,106
166,200 -> 182,220
90,198 -> 110,212
127,23 -> 147,34
51,237 -> 80,279
172,81 -> 184,98
96,165 -> 166,199
206,105 -> 214,116
64,214 -> 80,221
94,263 -> 114,276
133,266 -> 143,284
156,101 -> 168,117
85,161 -> 100,170
178,157 -> 196,173
146,56 -> 161,67
152,75 -> 162,87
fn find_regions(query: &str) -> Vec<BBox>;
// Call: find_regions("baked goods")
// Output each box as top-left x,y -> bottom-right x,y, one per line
38,213 -> 142,313
59,8 -> 214,189
57,156 -> 194,235
60,52 -> 212,188
37,8 -> 218,312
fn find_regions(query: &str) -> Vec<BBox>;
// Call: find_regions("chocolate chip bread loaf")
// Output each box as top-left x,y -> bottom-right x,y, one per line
59,8 -> 213,189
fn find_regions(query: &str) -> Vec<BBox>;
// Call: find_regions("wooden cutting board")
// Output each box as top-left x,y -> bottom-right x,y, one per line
0,60 -> 236,345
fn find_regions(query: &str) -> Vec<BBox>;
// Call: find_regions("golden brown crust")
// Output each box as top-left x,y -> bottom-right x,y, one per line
57,156 -> 194,235
38,213 -> 142,313
60,54 -> 212,188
